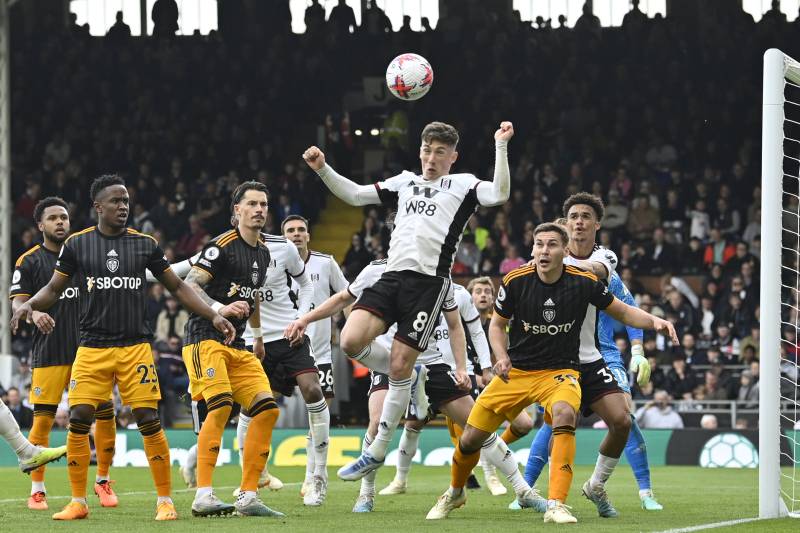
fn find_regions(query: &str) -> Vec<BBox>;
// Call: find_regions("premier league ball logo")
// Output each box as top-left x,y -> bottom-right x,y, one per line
106,249 -> 119,273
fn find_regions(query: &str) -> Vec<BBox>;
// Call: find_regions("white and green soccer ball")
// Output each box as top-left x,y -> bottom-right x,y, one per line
699,433 -> 758,468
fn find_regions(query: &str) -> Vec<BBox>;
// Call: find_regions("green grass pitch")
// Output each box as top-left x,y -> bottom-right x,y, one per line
0,465 -> 796,532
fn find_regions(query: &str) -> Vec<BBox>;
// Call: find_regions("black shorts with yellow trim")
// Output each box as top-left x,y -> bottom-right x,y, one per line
69,342 -> 160,409
467,367 -> 581,434
183,339 -> 272,410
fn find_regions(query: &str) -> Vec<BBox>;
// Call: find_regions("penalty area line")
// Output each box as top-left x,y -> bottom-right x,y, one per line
652,517 -> 761,533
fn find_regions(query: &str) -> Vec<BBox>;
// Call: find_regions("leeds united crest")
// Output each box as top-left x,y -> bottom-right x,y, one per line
106,249 -> 119,273
543,297 -> 556,323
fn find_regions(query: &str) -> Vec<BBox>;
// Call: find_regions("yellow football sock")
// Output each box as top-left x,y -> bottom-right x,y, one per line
549,425 -> 576,502
28,408 -> 55,482
242,398 -> 279,492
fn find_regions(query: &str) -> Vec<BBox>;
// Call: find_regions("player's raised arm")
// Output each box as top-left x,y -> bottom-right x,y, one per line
604,297 -> 679,345
474,121 -> 513,207
284,288 -> 356,344
303,146 -> 380,206
157,267 -> 240,345
443,308 -> 471,390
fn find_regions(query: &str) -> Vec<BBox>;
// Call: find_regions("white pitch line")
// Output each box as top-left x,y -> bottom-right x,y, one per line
0,482 -> 301,504
652,517 -> 761,533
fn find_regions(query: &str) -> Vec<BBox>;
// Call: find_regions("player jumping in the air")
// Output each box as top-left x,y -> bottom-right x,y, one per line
11,197 -> 119,510
300,120 -> 513,480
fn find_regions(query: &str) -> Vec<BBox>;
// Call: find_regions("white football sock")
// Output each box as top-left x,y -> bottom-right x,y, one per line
349,341 -> 391,374
31,481 -> 45,495
367,376 -> 412,461
307,399 -> 330,478
589,453 -> 619,489
359,434 -> 376,496
186,444 -> 198,470
482,434 -> 530,496
395,426 -> 420,483
479,451 -> 497,477
0,399 -> 36,459
237,413 -> 251,469
304,434 -> 314,482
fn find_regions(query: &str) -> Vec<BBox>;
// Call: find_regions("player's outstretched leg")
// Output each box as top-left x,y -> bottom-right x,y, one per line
192,396 -> 235,517
381,424 -> 422,495
0,399 -> 66,476
93,402 -> 119,508
235,396 -> 284,517
625,415 -> 663,510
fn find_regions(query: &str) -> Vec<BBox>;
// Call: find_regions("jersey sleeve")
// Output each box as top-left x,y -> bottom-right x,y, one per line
347,264 -> 382,299
589,279 -> 615,310
591,247 -> 618,279
10,256 -> 35,299
146,242 -> 171,275
192,241 -> 227,279
329,257 -> 349,293
374,173 -> 406,206
493,277 -> 516,319
54,241 -> 78,277
285,244 -> 306,278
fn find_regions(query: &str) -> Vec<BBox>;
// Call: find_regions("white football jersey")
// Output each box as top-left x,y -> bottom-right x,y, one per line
291,251 -> 348,365
243,234 -> 311,344
564,245 -> 618,364
435,284 -> 483,373
376,171 -> 481,277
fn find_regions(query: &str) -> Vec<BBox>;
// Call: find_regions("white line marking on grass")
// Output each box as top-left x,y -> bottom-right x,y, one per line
0,483 -> 301,504
652,517 -> 761,533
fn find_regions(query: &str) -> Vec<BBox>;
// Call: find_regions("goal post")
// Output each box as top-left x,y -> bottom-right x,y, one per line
761,48 -> 799,520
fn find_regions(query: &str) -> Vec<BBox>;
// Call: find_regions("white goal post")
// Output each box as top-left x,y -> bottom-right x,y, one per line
761,48 -> 800,520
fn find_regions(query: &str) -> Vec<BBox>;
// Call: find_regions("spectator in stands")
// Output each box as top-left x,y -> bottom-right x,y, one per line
305,0 -> 326,34
479,235 -> 503,275
742,209 -> 760,248
714,198 -> 741,238
161,201 -> 189,244
465,216 -> 489,250
131,203 -> 155,235
6,387 -> 33,429
454,234 -> 481,275
725,242 -> 756,279
602,189 -> 628,233
647,354 -> 668,390
499,243 -> 526,275
661,189 -> 684,241
718,293 -> 753,339
107,10 -> 131,41
155,294 -> 189,343
175,215 -> 208,259
704,370 -> 731,401
343,233 -> 372,279
714,323 -> 741,362
329,0 -> 358,34
635,390 -> 684,429
700,414 -> 718,430
683,237 -> 706,274
739,326 -> 760,361
699,295 -> 716,339
704,228 -> 736,266
676,332 -> 706,365
689,199 -> 711,242
8,356 -> 32,394
737,369 -> 759,408
643,227 -> 677,274
666,355 -> 697,400
151,0 -> 179,38
662,290 -> 695,338
627,195 -> 660,242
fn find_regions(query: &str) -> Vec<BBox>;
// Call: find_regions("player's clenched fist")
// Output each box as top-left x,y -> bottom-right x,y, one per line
303,146 -> 326,171
494,121 -> 514,142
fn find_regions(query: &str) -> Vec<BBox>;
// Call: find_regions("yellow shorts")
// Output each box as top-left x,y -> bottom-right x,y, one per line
69,343 -> 161,409
468,368 -> 581,434
183,339 -> 272,409
29,365 -> 71,405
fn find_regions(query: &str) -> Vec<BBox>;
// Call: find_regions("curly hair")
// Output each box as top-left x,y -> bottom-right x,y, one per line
33,196 -> 68,223
562,192 -> 605,221
90,174 -> 125,201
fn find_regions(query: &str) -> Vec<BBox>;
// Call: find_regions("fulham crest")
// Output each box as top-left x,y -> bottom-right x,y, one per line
106,249 -> 119,273
543,298 -> 556,323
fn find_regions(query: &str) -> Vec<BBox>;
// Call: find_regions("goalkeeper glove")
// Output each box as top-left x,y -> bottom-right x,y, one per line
631,344 -> 650,388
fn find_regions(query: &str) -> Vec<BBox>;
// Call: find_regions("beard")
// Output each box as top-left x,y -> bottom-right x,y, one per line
43,230 -> 66,245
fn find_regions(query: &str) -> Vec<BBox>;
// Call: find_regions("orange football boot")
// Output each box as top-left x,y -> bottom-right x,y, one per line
52,501 -> 89,520
94,480 -> 118,507
155,501 -> 178,521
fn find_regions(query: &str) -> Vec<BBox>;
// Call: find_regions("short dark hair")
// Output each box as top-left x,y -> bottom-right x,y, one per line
562,192 -> 605,221
33,196 -> 68,223
421,121 -> 459,147
533,222 -> 569,245
230,181 -> 269,213
281,214 -> 309,233
90,174 -> 125,201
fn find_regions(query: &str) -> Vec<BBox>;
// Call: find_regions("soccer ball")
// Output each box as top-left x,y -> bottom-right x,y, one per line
386,53 -> 433,101
699,433 -> 758,468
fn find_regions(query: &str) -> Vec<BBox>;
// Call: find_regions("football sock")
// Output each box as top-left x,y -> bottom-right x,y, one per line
0,399 -> 37,459
446,416 -> 461,447
237,413 -> 251,467
450,441 -> 481,491
305,435 -> 314,482
500,422 -> 526,445
548,425 -> 576,502
140,422 -> 172,497
368,377 -> 412,461
525,423 -> 552,486
94,405 -> 116,481
359,434 -> 376,496
349,341 -> 391,374
590,453 -> 620,489
625,415 -> 652,491
67,420 -> 92,499
29,405 -> 56,483
186,444 -> 197,471
395,426 -> 421,483
242,398 -> 279,492
482,433 -> 530,496
196,401 -> 231,489
306,399 -> 330,478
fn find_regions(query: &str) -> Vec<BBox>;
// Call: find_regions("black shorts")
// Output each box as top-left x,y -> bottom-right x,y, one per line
368,371 -> 389,396
316,363 -> 335,399
256,337 -> 318,397
353,270 -> 453,352
406,363 -> 471,420
191,399 -> 241,435
580,358 -> 624,416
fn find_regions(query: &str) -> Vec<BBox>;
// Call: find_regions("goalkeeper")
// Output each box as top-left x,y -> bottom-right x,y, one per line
517,268 -> 662,512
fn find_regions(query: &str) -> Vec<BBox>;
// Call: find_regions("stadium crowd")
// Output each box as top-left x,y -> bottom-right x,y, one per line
3,1 -> 798,429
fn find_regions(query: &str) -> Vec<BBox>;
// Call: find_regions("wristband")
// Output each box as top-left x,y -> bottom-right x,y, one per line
251,327 -> 263,339
211,302 -> 223,312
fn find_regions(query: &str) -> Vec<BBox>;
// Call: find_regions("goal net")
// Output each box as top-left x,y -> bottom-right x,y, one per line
762,48 -> 800,519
